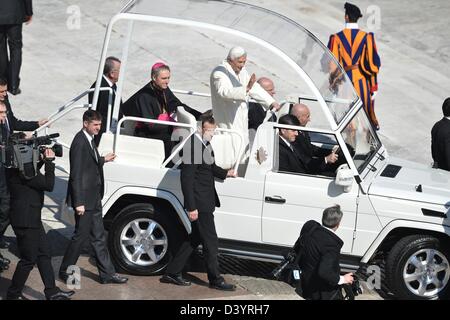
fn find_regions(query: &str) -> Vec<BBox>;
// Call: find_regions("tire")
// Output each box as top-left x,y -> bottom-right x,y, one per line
108,203 -> 185,276
386,235 -> 450,300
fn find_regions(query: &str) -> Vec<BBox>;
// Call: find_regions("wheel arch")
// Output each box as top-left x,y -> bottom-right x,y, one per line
102,186 -> 191,234
361,220 -> 450,264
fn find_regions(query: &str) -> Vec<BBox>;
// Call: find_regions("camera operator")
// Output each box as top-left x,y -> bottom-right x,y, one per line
0,81 -> 48,248
299,205 -> 354,300
5,146 -> 74,300
0,100 -> 11,267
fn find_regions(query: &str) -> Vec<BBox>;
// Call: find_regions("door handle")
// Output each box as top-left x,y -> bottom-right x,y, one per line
265,196 -> 286,204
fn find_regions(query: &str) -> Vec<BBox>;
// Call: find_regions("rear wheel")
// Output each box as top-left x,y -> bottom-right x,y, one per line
386,235 -> 450,300
108,203 -> 185,275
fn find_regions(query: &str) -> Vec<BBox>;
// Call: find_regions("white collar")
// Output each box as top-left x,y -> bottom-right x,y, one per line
195,132 -> 208,146
103,75 -> 114,88
446,117 -> 450,121
82,129 -> 94,143
280,135 -> 292,149
345,23 -> 359,30
323,226 -> 336,234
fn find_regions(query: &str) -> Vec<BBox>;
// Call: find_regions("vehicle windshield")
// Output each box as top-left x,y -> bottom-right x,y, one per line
341,107 -> 381,173
124,0 -> 359,126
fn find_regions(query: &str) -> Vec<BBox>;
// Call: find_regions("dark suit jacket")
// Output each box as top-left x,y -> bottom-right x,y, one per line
88,76 -> 123,144
248,102 -> 276,131
0,0 -> 32,25
122,82 -> 201,139
278,137 -> 307,174
431,117 -> 450,171
299,220 -> 344,300
66,130 -> 105,210
180,135 -> 228,213
7,161 -> 54,228
292,131 -> 330,174
4,97 -> 39,133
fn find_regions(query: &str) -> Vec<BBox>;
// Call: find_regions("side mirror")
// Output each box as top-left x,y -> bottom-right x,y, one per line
335,164 -> 353,192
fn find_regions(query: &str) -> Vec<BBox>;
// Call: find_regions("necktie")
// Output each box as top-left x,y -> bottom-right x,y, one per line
91,139 -> 98,162
1,123 -> 9,143
111,84 -> 117,92
5,118 -> 10,133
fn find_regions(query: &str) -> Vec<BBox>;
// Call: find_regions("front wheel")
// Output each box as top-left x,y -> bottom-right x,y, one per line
108,203 -> 185,275
386,235 -> 450,300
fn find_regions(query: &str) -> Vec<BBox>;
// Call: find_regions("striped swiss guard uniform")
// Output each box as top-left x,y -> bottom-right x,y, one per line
327,23 -> 381,129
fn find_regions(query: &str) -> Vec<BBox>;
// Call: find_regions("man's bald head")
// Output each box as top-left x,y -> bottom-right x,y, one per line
257,77 -> 275,97
290,103 -> 311,126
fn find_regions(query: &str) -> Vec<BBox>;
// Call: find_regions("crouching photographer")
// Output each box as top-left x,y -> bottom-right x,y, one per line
299,205 -> 354,300
5,144 -> 75,300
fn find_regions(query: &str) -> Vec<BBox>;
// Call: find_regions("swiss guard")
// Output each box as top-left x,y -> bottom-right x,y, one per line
327,2 -> 381,130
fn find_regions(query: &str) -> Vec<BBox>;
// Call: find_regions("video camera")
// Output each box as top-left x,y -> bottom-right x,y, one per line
1,132 -> 62,179
342,271 -> 364,300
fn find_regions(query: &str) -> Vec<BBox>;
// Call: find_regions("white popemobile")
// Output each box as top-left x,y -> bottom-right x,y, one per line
38,0 -> 449,300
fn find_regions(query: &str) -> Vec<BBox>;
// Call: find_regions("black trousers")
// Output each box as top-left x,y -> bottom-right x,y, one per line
0,24 -> 23,89
59,201 -> 115,279
0,163 -> 10,239
7,224 -> 58,298
166,211 -> 222,283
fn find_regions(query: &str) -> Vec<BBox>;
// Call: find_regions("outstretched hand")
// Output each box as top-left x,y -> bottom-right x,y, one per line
247,73 -> 256,92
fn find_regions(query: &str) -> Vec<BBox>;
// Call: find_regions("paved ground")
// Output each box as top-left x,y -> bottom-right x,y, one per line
0,224 -> 382,300
2,0 -> 448,300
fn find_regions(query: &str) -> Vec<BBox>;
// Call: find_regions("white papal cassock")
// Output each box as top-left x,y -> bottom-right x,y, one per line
210,60 -> 274,166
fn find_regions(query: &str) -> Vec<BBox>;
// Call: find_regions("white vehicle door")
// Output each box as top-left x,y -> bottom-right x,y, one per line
261,132 -> 358,254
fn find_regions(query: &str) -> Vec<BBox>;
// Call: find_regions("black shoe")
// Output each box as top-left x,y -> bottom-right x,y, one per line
209,280 -> 236,291
47,288 -> 75,300
6,293 -> 29,300
160,274 -> 191,286
9,87 -> 21,95
99,273 -> 128,284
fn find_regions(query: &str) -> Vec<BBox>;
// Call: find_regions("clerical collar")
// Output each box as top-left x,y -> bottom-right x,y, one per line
345,23 -> 359,30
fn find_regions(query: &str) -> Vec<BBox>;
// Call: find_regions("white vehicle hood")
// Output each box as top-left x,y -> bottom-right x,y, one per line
369,157 -> 450,205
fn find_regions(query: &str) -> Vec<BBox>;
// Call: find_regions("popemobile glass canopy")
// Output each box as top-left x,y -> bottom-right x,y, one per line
95,0 -> 360,130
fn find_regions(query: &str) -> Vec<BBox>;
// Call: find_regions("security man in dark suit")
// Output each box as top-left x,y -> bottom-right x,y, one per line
0,78 -> 48,248
59,110 -> 128,284
88,56 -> 123,146
6,145 -> 75,300
431,98 -> 450,171
299,205 -> 354,300
0,0 -> 33,95
290,103 -> 339,175
278,114 -> 307,174
248,77 -> 277,131
160,114 -> 237,291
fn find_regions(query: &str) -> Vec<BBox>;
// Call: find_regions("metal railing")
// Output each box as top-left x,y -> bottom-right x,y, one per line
116,116 -> 244,173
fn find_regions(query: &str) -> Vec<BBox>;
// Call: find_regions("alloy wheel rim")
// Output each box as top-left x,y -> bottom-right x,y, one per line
403,248 -> 450,298
120,218 -> 168,266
